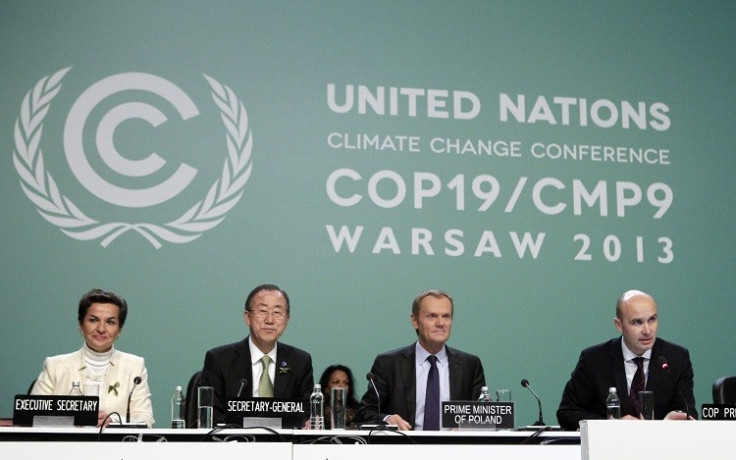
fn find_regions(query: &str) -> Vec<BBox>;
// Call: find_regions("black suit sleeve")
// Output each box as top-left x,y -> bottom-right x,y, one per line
283,349 -> 314,428
292,350 -> 315,402
556,351 -> 605,430
468,355 -> 486,400
355,356 -> 391,425
199,348 -> 228,424
666,348 -> 697,419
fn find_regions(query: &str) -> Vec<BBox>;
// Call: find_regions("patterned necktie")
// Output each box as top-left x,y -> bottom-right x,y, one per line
259,355 -> 274,397
423,355 -> 440,430
629,357 -> 645,416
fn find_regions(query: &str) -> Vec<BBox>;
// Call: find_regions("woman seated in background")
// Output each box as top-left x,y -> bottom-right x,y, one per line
31,288 -> 154,427
319,364 -> 361,429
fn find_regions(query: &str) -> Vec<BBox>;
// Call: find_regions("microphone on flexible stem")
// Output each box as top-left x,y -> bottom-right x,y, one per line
366,372 -> 383,425
520,378 -> 545,426
236,378 -> 249,398
126,376 -> 142,423
658,356 -> 691,419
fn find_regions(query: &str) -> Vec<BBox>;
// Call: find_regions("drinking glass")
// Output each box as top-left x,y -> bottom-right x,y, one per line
198,386 -> 214,428
330,387 -> 346,429
495,389 -> 512,402
639,390 -> 654,420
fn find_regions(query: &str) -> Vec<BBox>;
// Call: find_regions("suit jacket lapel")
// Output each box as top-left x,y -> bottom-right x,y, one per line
447,346 -> 463,400
273,342 -> 290,397
236,338 -> 253,397
646,340 -> 664,392
400,346 -> 416,425
102,350 -> 124,407
609,338 -> 632,413
74,348 -> 88,381
106,349 -> 121,387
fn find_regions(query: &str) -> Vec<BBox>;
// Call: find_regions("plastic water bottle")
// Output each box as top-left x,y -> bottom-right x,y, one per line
478,386 -> 492,402
606,387 -> 621,419
171,385 -> 186,428
69,381 -> 83,395
309,384 -> 324,430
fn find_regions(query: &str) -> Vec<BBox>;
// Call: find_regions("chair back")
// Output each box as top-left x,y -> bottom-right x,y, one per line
712,376 -> 736,404
185,370 -> 203,428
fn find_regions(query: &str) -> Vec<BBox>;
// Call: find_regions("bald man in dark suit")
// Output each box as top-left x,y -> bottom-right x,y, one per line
557,290 -> 696,430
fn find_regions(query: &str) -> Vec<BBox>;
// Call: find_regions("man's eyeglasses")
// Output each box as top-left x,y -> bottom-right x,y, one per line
248,308 -> 287,321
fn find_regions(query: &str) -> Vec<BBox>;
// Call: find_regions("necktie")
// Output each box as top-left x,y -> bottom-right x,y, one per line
259,355 -> 274,397
629,357 -> 645,417
423,355 -> 440,430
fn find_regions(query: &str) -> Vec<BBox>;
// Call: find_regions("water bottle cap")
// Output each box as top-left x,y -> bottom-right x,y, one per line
608,387 -> 616,393
175,385 -> 182,391
314,384 -> 321,390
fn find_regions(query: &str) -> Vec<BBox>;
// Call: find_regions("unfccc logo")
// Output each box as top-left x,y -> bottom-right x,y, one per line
12,68 -> 252,248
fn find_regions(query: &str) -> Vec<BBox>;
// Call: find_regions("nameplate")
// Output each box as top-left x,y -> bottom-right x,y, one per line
441,401 -> 514,429
701,404 -> 736,420
226,397 -> 307,428
13,395 -> 99,426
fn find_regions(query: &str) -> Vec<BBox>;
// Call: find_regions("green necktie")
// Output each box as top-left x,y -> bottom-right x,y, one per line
259,355 -> 274,397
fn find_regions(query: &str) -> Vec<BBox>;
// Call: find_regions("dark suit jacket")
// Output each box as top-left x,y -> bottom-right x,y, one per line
199,337 -> 314,424
355,343 -> 486,427
556,337 -> 696,430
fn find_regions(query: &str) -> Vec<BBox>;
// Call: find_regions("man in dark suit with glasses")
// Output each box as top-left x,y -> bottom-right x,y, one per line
199,284 -> 314,425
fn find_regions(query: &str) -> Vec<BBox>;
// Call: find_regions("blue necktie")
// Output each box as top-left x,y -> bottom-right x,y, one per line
423,355 -> 440,430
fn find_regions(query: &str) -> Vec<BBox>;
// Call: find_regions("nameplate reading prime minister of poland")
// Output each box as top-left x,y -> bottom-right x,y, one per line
13,394 -> 99,426
226,397 -> 307,428
441,401 -> 515,429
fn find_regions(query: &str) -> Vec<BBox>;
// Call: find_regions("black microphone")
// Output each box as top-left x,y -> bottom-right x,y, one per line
126,376 -> 142,423
366,372 -> 383,425
520,378 -> 545,426
658,356 -> 691,419
236,378 -> 249,398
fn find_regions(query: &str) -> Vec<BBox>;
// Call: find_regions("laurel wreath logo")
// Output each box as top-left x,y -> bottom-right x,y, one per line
12,68 -> 252,248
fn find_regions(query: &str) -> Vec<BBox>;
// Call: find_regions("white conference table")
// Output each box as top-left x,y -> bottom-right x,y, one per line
0,426 -> 582,460
580,420 -> 734,460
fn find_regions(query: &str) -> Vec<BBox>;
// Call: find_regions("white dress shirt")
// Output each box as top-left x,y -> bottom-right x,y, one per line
621,339 -> 652,393
413,342 -> 450,430
248,337 -> 277,397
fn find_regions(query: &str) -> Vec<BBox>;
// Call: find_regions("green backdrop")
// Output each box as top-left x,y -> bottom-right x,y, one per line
1,1 -> 734,427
